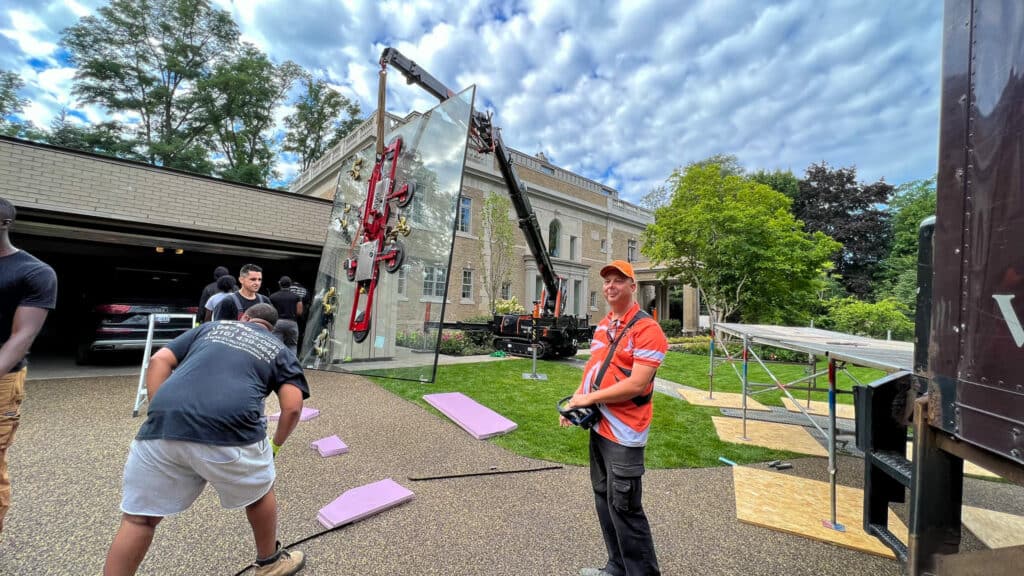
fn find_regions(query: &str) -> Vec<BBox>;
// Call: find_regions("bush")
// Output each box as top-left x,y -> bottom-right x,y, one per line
438,330 -> 493,356
494,297 -> 526,315
667,335 -> 810,363
462,315 -> 496,347
821,297 -> 914,341
658,319 -> 682,337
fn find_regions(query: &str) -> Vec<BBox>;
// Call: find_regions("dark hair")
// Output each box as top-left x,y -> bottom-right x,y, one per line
240,264 -> 262,277
244,302 -> 278,325
216,275 -> 235,292
0,197 -> 15,222
213,266 -> 230,279
279,276 -> 292,288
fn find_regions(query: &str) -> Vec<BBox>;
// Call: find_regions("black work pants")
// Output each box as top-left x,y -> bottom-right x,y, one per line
589,431 -> 660,576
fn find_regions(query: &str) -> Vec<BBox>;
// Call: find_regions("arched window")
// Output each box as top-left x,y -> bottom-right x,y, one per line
548,219 -> 561,257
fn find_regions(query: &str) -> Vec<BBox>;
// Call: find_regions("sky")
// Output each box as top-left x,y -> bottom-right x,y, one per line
0,0 -> 944,203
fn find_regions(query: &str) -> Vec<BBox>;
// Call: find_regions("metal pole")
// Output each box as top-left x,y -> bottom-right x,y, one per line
827,357 -> 843,531
741,334 -> 750,440
133,314 -> 157,417
708,327 -> 716,398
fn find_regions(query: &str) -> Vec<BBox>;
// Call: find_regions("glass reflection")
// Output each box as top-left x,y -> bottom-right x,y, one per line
299,86 -> 476,383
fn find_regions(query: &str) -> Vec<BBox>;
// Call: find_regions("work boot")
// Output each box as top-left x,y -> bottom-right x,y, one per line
254,542 -> 306,576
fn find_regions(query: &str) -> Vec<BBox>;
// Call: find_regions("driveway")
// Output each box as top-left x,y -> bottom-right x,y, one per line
1,368 -> 1013,575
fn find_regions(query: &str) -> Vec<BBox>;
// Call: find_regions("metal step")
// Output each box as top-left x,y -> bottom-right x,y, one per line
866,523 -> 909,564
870,450 -> 913,488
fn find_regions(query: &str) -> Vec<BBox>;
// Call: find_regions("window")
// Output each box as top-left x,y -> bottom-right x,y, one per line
589,291 -> 597,309
500,281 -> 511,300
423,266 -> 447,298
573,280 -> 582,316
535,275 -> 544,303
458,196 -> 472,233
397,267 -> 407,297
539,165 -> 555,176
600,239 -> 607,253
461,269 -> 473,300
627,239 -> 638,262
548,219 -> 561,257
570,236 -> 579,261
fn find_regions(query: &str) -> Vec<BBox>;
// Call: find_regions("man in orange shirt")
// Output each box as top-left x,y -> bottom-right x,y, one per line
563,260 -> 666,576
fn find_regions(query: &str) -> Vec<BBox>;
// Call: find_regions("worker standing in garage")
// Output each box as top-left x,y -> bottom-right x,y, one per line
198,266 -> 231,323
213,264 -> 272,321
0,197 -> 58,539
270,276 -> 303,354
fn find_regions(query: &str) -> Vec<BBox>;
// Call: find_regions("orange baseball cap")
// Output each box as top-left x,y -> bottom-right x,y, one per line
600,260 -> 635,282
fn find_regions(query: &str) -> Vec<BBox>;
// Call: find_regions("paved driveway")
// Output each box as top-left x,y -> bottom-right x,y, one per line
1,369 -> 1013,575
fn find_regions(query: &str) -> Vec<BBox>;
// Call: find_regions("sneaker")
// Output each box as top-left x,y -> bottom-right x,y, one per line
254,547 -> 306,576
579,569 -> 614,576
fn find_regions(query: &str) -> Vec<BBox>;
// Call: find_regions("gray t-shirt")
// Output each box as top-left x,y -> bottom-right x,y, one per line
136,321 -> 310,446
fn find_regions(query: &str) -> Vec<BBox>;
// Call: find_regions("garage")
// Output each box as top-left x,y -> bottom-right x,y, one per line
1,137 -> 333,366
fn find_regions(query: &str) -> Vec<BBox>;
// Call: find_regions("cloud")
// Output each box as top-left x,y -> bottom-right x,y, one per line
10,0 -> 944,203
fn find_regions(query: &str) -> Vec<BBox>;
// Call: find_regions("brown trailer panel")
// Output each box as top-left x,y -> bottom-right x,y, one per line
931,0 -> 1024,465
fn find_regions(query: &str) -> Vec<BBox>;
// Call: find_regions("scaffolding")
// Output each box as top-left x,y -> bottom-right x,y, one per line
710,323 -> 913,531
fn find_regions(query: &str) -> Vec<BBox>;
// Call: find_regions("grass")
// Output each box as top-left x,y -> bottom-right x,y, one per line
657,351 -> 887,407
368,357 -> 802,469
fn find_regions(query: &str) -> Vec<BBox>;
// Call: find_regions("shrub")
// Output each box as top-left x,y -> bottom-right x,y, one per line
494,297 -> 526,315
667,335 -> 809,363
658,319 -> 682,337
821,297 -> 915,341
438,330 -> 494,356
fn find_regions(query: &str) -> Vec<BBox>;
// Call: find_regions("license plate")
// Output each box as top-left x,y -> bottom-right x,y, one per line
155,314 -> 170,324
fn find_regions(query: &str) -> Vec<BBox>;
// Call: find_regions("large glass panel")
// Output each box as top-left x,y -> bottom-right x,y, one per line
299,86 -> 476,382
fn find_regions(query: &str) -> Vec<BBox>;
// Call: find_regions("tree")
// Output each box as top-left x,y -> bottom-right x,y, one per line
794,162 -> 894,299
876,177 -> 937,314
642,161 -> 840,326
821,297 -> 915,341
61,0 -> 240,173
198,43 -> 303,186
750,168 -> 799,199
46,108 -> 142,160
638,184 -> 670,211
0,70 -> 43,139
282,78 -> 363,173
480,192 -> 515,311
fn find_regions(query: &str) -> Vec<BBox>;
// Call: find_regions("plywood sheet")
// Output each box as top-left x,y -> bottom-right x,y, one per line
905,442 -> 1000,479
678,389 -> 769,411
782,397 -> 856,420
732,466 -> 908,559
962,506 -> 1024,549
712,416 -> 828,457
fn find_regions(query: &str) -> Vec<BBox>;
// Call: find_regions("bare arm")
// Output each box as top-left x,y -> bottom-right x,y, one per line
204,308 -> 213,322
145,347 -> 179,400
0,306 -> 50,375
569,363 -> 657,407
296,301 -> 304,318
272,383 -> 304,447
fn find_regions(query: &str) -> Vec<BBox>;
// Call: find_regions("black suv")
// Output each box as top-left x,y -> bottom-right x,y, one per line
76,267 -> 198,364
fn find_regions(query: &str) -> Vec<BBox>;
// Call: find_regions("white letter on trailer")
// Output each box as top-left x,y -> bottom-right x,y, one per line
993,294 -> 1024,347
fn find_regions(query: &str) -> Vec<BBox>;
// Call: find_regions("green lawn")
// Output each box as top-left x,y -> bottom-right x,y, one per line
368,358 -> 801,469
657,351 -> 887,407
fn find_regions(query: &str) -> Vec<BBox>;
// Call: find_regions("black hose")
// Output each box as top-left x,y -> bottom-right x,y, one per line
408,465 -> 563,481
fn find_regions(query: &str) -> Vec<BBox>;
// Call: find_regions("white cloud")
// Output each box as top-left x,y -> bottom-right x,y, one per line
12,0 -> 944,202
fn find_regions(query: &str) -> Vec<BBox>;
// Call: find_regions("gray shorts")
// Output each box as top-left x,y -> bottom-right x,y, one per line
120,438 -> 274,517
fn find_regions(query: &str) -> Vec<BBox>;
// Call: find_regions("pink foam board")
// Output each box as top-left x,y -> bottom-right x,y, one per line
422,392 -> 517,439
317,478 -> 414,529
311,435 -> 348,457
268,406 -> 320,422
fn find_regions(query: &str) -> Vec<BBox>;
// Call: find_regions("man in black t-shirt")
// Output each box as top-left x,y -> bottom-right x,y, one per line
0,197 -> 57,538
198,265 -> 231,323
270,276 -> 303,354
213,263 -> 271,321
104,304 -> 309,576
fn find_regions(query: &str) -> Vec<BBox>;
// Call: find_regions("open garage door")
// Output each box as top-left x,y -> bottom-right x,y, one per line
10,222 -> 321,364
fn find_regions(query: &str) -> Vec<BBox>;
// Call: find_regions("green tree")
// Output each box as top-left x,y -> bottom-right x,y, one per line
0,70 -> 43,139
638,184 -> 670,211
642,160 -> 840,325
46,108 -> 142,160
282,78 -> 363,173
821,297 -> 915,341
61,0 -> 240,173
198,43 -> 303,186
794,162 -> 894,299
750,168 -> 799,199
480,191 -> 515,311
876,177 -> 937,314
